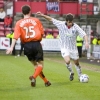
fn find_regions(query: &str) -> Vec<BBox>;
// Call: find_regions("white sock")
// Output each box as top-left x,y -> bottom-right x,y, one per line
66,63 -> 73,73
75,65 -> 82,77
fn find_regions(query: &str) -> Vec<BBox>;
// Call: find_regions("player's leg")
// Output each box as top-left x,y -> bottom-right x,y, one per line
31,61 -> 43,78
29,42 -> 43,87
64,56 -> 73,73
24,41 -> 42,87
64,56 -> 74,81
39,71 -> 51,87
25,41 -> 51,87
31,61 -> 51,87
73,59 -> 82,78
71,52 -> 82,80
61,48 -> 74,81
36,43 -> 51,86
35,61 -> 51,86
29,60 -> 43,87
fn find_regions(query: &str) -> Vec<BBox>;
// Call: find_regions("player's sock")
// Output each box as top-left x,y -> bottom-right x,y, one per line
66,62 -> 73,73
39,71 -> 48,83
75,65 -> 82,77
33,66 -> 43,79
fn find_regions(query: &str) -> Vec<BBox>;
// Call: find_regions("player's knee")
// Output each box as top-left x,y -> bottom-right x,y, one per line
66,60 -> 70,65
75,62 -> 79,66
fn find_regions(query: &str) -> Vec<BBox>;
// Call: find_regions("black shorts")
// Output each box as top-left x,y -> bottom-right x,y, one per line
24,41 -> 43,61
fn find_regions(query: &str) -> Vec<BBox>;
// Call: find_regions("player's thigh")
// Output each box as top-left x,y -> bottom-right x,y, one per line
63,56 -> 70,63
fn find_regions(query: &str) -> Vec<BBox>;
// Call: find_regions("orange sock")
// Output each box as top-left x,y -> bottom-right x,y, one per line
33,66 -> 43,79
39,71 -> 48,83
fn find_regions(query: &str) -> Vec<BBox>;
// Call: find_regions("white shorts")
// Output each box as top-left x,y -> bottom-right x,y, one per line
61,48 -> 79,60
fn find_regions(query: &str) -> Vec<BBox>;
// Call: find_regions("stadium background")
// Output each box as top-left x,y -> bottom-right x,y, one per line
0,0 -> 100,60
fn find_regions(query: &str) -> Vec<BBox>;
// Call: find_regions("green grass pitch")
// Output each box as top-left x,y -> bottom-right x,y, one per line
0,55 -> 100,100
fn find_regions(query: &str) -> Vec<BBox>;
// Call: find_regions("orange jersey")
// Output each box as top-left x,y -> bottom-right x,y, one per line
14,17 -> 44,43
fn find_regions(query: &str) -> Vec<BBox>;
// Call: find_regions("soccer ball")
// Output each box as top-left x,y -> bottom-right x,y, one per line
79,74 -> 89,83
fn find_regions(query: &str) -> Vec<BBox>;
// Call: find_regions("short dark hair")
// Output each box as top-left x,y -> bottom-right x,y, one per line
66,13 -> 74,22
22,5 -> 31,15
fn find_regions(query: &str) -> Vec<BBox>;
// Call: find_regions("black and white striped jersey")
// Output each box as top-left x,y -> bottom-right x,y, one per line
52,18 -> 86,52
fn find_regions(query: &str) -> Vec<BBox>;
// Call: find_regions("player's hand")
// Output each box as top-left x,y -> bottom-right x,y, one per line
36,11 -> 43,16
6,48 -> 13,54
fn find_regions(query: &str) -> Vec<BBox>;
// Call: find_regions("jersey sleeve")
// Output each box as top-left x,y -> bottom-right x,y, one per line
75,24 -> 86,38
52,18 -> 63,29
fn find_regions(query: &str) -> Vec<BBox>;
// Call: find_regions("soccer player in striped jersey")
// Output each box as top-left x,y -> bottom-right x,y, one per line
6,5 -> 51,87
37,12 -> 89,81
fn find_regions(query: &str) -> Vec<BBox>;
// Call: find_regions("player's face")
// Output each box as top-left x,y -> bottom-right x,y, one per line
66,21 -> 73,27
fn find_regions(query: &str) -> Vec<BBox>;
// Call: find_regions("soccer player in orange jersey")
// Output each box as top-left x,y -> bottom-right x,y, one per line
6,5 -> 51,87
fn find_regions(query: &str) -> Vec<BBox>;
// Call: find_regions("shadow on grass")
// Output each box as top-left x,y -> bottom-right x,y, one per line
0,80 -> 80,92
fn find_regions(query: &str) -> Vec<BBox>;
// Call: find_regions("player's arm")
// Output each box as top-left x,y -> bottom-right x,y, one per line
10,39 -> 17,49
75,24 -> 89,49
36,12 -> 52,22
83,35 -> 89,49
6,39 -> 17,54
6,22 -> 20,54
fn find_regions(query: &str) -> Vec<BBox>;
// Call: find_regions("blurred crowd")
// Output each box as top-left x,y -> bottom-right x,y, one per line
0,7 -> 12,28
92,34 -> 100,45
